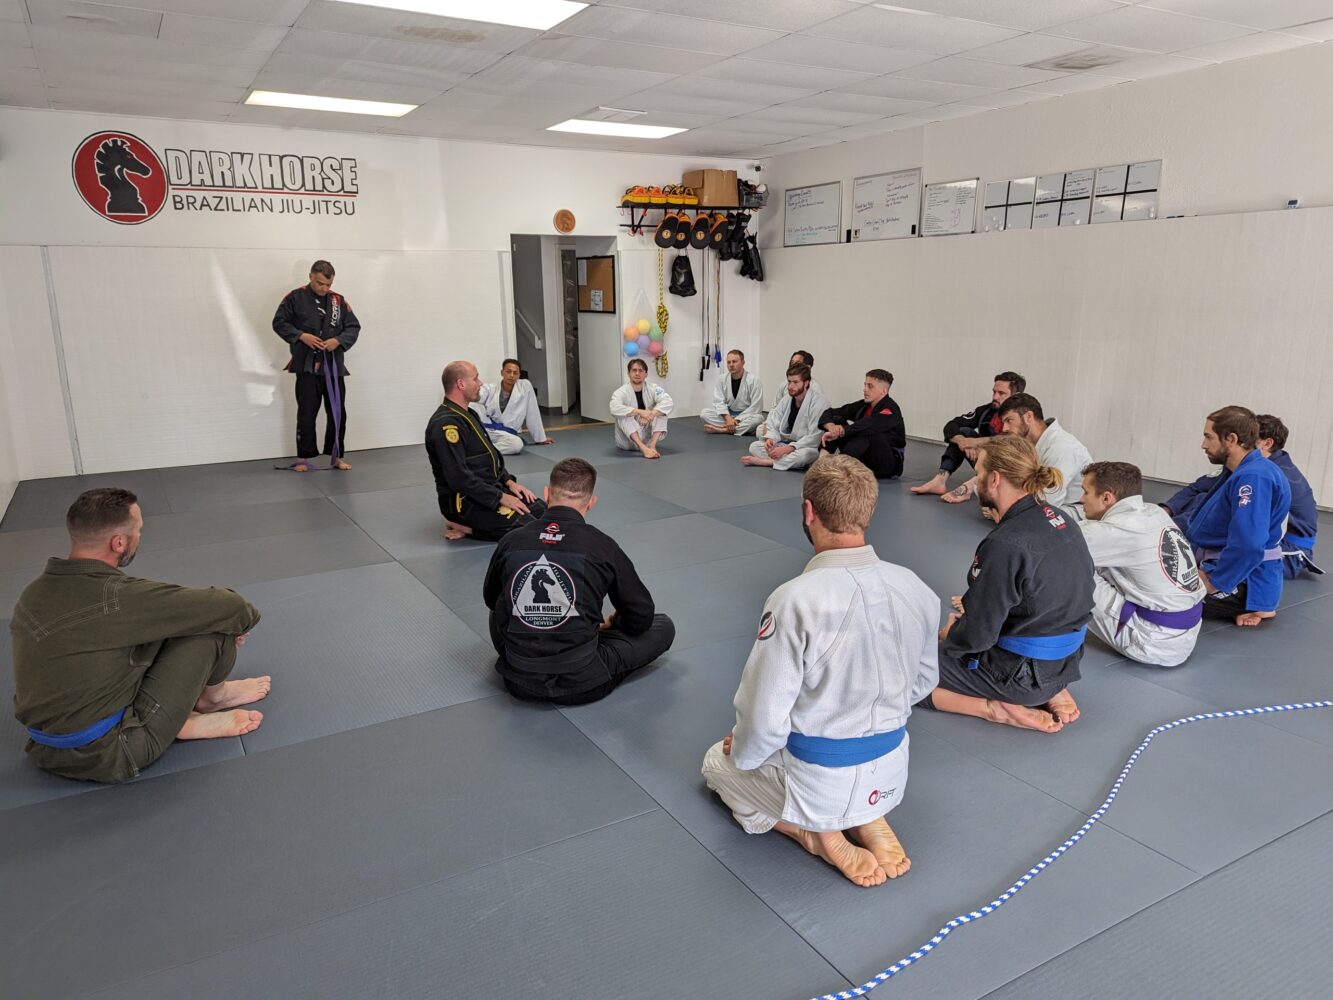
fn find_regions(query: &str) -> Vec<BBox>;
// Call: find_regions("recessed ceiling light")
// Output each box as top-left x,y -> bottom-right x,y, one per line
331,0 -> 587,31
246,91 -> 417,117
547,119 -> 687,139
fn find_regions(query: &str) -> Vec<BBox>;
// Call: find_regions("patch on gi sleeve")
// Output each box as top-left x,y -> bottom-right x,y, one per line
1237,483 -> 1253,507
444,425 -> 460,444
756,611 -> 776,640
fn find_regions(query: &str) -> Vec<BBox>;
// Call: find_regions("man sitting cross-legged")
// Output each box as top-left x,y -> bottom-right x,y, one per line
741,362 -> 828,471
483,458 -> 675,705
922,435 -> 1094,734
701,349 -> 764,436
817,368 -> 907,479
610,358 -> 674,459
703,455 -> 939,887
10,489 -> 268,783
912,370 -> 1025,496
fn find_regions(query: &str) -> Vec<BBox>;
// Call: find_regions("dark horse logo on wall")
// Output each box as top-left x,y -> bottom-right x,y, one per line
71,130 -> 168,224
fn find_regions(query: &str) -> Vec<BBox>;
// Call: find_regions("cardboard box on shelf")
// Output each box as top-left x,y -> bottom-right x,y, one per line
682,169 -> 738,207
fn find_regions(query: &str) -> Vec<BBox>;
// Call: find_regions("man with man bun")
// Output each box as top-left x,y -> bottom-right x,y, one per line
923,435 -> 1094,733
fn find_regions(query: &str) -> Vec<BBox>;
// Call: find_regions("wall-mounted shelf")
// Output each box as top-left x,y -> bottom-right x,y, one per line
618,202 -> 763,230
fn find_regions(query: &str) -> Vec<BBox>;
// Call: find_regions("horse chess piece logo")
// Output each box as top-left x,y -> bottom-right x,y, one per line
71,130 -> 168,224
510,555 -> 577,630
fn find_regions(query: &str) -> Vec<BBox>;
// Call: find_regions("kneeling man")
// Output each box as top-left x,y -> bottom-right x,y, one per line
818,369 -> 906,479
483,458 -> 675,704
742,362 -> 827,471
11,489 -> 268,783
702,455 -> 939,887
1069,462 -> 1205,667
610,358 -> 673,459
923,436 -> 1094,733
702,349 -> 764,435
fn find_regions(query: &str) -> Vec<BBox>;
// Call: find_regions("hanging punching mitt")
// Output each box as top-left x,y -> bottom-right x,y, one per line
689,212 -> 712,249
653,210 -> 677,248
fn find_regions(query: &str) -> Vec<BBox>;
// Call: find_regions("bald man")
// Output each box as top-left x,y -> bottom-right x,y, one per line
426,360 -> 547,541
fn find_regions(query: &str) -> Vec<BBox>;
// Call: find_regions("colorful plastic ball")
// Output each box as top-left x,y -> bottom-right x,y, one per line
649,326 -> 663,341
637,318 -> 651,334
637,334 -> 651,350
624,325 -> 638,341
624,341 -> 639,356
647,341 -> 664,356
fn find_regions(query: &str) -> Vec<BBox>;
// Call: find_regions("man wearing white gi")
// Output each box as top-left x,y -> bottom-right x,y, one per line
758,350 -> 822,438
1067,462 -> 1205,667
702,455 -> 939,887
701,350 -> 764,435
741,363 -> 827,471
610,358 -> 673,459
474,359 -> 554,455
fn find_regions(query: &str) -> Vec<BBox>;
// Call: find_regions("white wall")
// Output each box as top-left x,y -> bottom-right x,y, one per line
758,43 -> 1333,500
0,107 -> 761,481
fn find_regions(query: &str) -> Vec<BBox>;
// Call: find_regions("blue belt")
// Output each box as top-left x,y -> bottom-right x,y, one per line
26,707 -> 126,749
786,727 -> 905,767
1116,600 -> 1203,636
1285,534 -> 1316,552
994,626 -> 1087,660
483,421 -> 521,437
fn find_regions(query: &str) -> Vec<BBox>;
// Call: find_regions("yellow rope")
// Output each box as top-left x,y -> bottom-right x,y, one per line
656,248 -> 669,378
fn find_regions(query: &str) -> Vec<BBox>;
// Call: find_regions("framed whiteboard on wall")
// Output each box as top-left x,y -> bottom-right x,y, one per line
920,178 -> 978,236
784,182 -> 842,247
850,168 -> 921,241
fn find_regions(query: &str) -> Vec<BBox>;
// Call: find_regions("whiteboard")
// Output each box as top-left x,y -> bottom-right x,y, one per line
1091,195 -> 1122,224
784,182 -> 842,247
1059,198 -> 1091,226
1032,202 -> 1059,229
1127,159 -> 1162,193
1063,169 -> 1095,200
851,168 -> 921,241
920,178 -> 978,237
1095,165 -> 1128,196
1035,173 -> 1065,203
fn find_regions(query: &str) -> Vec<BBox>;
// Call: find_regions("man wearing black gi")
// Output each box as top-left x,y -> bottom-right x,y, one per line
911,371 -> 1025,496
817,369 -> 907,479
921,434 -> 1094,733
427,360 -> 546,541
483,457 -> 675,705
272,260 -> 361,471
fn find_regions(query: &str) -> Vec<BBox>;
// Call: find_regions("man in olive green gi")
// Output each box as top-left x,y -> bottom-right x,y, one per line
10,488 -> 270,783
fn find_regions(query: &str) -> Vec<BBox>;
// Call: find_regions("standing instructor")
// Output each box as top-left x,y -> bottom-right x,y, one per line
272,260 -> 361,471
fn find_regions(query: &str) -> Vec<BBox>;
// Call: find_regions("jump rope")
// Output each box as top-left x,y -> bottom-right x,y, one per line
808,698 -> 1333,1000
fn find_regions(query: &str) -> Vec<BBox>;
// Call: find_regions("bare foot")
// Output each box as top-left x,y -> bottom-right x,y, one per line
986,699 -> 1064,733
911,472 -> 949,496
443,520 -> 473,541
334,458 -> 351,470
1235,610 -> 1276,627
941,482 -> 975,504
778,824 -> 887,886
177,709 -> 262,740
1046,689 -> 1081,725
849,818 -> 911,878
741,455 -> 774,467
292,461 -> 311,473
703,424 -> 727,434
196,676 -> 271,712
643,447 -> 661,460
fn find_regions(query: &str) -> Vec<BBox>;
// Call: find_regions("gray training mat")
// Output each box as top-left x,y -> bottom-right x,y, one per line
0,696 -> 657,999
0,467 -> 170,531
233,561 -> 502,752
984,811 -> 1333,999
92,811 -> 851,1000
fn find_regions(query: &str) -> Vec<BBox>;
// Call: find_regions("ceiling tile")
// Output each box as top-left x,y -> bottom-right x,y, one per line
259,50 -> 470,91
741,34 -> 937,73
0,0 -> 26,21
672,125 -> 799,147
785,90 -> 935,116
1176,29 -> 1316,60
1139,1 -> 1333,32
41,68 -> 245,101
1046,5 -> 1252,52
454,55 -> 676,102
27,0 -> 163,38
248,70 -> 445,106
0,65 -> 45,92
225,103 -> 418,131
280,28 -> 504,75
895,55 -> 1066,87
158,13 -> 289,50
875,0 -> 1123,32
634,74 -> 818,105
556,6 -> 784,55
0,19 -> 30,47
711,118 -> 819,138
697,56 -> 877,90
749,136 -> 835,156
598,0 -> 860,32
839,75 -> 993,101
1282,17 -> 1333,39
748,102 -> 895,127
952,87 -> 1049,109
104,0 -> 308,26
29,25 -> 273,67
961,32 -> 1106,66
917,102 -> 987,120
517,33 -> 723,75
48,89 -> 237,117
296,1 -> 540,52
609,87 -> 770,117
1019,71 -> 1127,93
805,5 -> 1023,54
37,49 -> 263,86
1089,51 -> 1214,78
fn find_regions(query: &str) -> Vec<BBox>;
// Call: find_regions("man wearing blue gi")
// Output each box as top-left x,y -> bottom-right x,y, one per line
1185,406 -> 1291,627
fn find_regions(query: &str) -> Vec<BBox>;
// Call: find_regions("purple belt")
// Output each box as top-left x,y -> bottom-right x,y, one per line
1116,600 -> 1203,636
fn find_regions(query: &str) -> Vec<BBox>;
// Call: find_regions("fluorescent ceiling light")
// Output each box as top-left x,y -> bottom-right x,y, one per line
331,0 -> 587,31
548,119 -> 686,139
246,90 -> 417,117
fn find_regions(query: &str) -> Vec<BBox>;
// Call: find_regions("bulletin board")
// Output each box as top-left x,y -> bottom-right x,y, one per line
577,255 -> 616,313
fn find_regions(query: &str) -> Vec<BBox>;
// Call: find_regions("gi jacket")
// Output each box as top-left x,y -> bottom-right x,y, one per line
10,558 -> 259,782
818,394 -> 907,449
272,285 -> 362,375
425,398 -> 515,510
946,401 -> 1002,439
942,495 -> 1094,677
483,507 -> 656,678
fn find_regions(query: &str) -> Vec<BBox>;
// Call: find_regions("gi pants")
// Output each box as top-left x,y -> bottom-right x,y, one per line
31,633 -> 236,784
1201,582 -> 1250,620
938,418 -> 982,474
824,435 -> 904,479
493,613 -> 675,705
614,413 -> 669,450
702,410 -> 762,435
438,492 -> 547,542
931,647 -> 1082,707
747,440 -> 819,471
295,371 -> 347,459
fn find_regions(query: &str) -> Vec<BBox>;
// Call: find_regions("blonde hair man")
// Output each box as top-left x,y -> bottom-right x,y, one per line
703,455 -> 939,887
